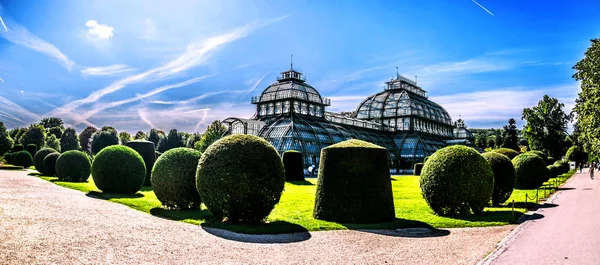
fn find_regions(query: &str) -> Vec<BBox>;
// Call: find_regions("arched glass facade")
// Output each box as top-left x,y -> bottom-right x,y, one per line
223,68 -> 471,174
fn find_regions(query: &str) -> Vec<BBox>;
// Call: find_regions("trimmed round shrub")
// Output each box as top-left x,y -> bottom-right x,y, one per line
4,152 -> 14,164
527,151 -> 549,165
420,145 -> 494,216
196,134 -> 285,224
13,151 -> 33,168
13,144 -> 23,152
92,145 -> 146,194
56,150 -> 91,182
313,139 -> 395,223
512,153 -> 547,189
424,156 -> 430,163
26,144 -> 37,159
547,165 -> 558,180
493,148 -> 520,160
34,148 -> 58,175
43,152 -> 60,176
125,140 -> 156,186
482,152 -> 516,206
151,148 -> 202,209
282,150 -> 304,181
414,163 -> 424,176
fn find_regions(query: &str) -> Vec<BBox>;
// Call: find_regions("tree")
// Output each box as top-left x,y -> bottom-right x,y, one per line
101,126 -> 117,133
39,117 -> 64,130
10,127 -> 27,144
0,122 -> 14,155
20,124 -> 46,148
487,138 -> 496,149
501,118 -> 519,151
134,131 -> 147,140
196,121 -> 228,153
186,133 -> 202,148
573,38 -> 600,155
522,95 -> 572,158
119,132 -> 132,144
60,128 -> 80,152
494,131 -> 502,149
157,129 -> 184,152
91,130 -> 119,154
474,131 -> 488,149
566,145 -> 587,168
45,134 -> 61,151
48,126 -> 63,139
79,126 -> 98,153
147,129 -> 162,146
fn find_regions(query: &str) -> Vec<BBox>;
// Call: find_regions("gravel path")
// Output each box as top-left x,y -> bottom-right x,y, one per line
0,169 -> 514,264
488,170 -> 600,265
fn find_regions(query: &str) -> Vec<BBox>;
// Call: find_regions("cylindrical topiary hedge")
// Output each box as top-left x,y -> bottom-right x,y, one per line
43,152 -> 60,176
151,147 -> 202,209
482,152 -> 516,206
92,145 -> 146,194
512,153 -> 547,189
493,148 -> 520,160
13,144 -> 23,152
196,134 -> 285,224
34,148 -> 58,175
527,151 -> 549,165
4,152 -> 14,164
414,163 -> 424,176
13,151 -> 33,168
282,150 -> 304,181
125,140 -> 156,186
313,139 -> 395,223
420,145 -> 494,216
26,144 -> 37,159
56,150 -> 91,182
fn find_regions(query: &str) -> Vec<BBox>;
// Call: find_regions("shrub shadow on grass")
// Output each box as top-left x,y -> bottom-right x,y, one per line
287,180 -> 314,186
86,190 -> 144,199
201,223 -> 311,243
451,209 -> 525,224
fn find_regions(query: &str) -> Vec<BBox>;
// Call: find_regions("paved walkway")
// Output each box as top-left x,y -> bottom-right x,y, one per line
489,169 -> 599,264
0,169 -> 514,264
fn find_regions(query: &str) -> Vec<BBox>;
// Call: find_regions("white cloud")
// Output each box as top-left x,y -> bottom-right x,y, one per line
0,18 -> 75,71
81,64 -> 136,76
0,95 -> 41,127
0,16 -> 7,32
86,20 -> 114,40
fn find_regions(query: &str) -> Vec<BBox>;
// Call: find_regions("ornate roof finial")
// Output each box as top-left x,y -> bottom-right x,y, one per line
396,66 -> 399,78
415,75 -> 418,84
290,54 -> 294,70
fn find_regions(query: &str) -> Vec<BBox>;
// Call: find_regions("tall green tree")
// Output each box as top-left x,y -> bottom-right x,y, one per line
196,121 -> 228,153
573,38 -> 600,154
147,129 -> 162,146
119,132 -> 132,144
20,124 -> 46,148
48,126 -> 63,139
501,118 -> 519,151
186,133 -> 202,148
39,117 -> 64,130
60,128 -> 81,152
0,122 -> 14,155
522,95 -> 572,158
157,129 -> 184,152
134,131 -> 147,140
79,126 -> 98,153
45,134 -> 61,151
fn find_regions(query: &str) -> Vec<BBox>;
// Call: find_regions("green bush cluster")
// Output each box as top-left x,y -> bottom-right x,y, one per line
151,148 -> 202,209
482,152 -> 516,206
125,140 -> 156,186
547,165 -> 558,180
4,153 -> 14,164
34,148 -> 58,175
43,153 -> 60,176
527,150 -> 549,165
313,139 -> 395,223
512,153 -> 547,189
554,160 -> 569,174
91,130 -> 119,155
13,144 -> 23,152
493,148 -> 520,160
420,145 -> 494,216
196,134 -> 285,224
13,151 -> 33,168
282,150 -> 304,181
92,145 -> 146,194
56,150 -> 91,182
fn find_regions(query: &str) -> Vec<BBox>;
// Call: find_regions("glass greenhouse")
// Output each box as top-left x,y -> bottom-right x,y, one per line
222,67 -> 474,174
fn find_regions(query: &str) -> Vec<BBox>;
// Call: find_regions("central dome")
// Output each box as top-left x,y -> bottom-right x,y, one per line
258,70 -> 325,105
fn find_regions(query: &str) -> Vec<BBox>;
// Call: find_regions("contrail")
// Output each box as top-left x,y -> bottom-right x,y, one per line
0,16 -> 7,31
0,77 -> 4,83
472,0 -> 494,16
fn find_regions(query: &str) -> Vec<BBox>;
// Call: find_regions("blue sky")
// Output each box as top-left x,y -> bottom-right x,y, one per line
0,0 -> 598,133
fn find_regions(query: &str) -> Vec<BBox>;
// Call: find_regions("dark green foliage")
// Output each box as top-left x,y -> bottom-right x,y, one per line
26,144 -> 37,158
152,148 -> 202,209
414,163 -> 424,176
314,139 -> 395,223
119,132 -> 131,144
186,133 -> 202,148
566,146 -> 587,168
0,122 -> 14,155
282,150 -> 304,181
34,148 -> 58,174
522,95 -> 572,159
39,117 -> 64,130
512,153 -> 547,189
501,118 -> 520,151
420,145 -> 494,216
79,126 -> 98,153
91,130 -> 119,154
20,124 -> 46,148
13,151 -> 33,168
4,153 -> 14,164
147,129 -> 162,146
60,128 -> 80,152
43,153 -> 60,176
482,152 -> 516,206
555,160 -> 570,174
547,165 -> 558,180
527,150 -> 549,165
134,131 -> 147,140
45,134 -> 60,151
125,140 -> 156,186
48,127 -> 63,139
92,145 -> 146,194
493,148 -> 520,160
157,129 -> 184,153
196,134 -> 285,224
11,127 -> 28,143
547,156 -> 556,166
13,144 -> 23,152
197,120 -> 228,152
56,150 -> 91,182
572,38 -> 600,156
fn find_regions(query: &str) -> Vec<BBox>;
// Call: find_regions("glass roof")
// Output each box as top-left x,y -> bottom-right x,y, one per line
253,70 -> 330,106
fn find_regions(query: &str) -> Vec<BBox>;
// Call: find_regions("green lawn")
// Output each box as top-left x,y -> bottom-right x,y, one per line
38,172 -> 574,234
